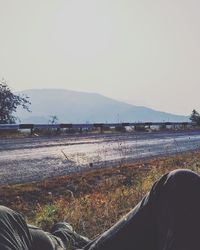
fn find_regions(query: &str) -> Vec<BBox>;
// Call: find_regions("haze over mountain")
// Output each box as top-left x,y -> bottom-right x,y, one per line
16,89 -> 189,124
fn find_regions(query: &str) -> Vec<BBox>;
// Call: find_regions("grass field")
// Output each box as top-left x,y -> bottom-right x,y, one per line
1,150 -> 200,239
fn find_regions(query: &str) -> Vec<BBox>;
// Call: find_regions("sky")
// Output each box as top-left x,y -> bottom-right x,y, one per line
0,0 -> 200,115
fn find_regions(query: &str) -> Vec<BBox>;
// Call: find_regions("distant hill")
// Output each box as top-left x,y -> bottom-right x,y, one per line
16,89 -> 189,123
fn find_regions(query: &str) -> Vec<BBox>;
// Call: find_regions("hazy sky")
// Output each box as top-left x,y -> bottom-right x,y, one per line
0,0 -> 200,115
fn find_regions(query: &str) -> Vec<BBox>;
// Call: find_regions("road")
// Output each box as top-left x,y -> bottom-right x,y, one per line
0,130 -> 200,185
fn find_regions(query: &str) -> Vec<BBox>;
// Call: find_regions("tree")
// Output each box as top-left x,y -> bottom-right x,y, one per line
190,109 -> 200,125
48,115 -> 59,124
0,79 -> 31,124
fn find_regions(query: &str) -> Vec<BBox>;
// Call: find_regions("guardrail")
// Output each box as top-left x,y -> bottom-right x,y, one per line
0,122 -> 193,133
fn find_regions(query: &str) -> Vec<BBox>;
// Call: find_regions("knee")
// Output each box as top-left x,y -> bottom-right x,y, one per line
165,169 -> 200,189
0,206 -> 23,224
0,206 -> 16,225
155,169 -> 200,204
149,169 -> 200,214
151,169 -> 200,201
0,206 -> 13,216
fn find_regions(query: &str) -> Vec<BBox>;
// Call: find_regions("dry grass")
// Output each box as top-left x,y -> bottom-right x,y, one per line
1,150 -> 200,238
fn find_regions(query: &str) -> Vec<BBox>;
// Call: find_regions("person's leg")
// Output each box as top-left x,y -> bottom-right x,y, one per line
2,169 -> 200,250
157,169 -> 200,250
84,169 -> 200,250
0,206 -> 65,250
0,205 -> 89,250
0,206 -> 32,250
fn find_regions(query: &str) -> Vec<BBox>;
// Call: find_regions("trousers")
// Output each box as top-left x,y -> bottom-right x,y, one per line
0,169 -> 200,250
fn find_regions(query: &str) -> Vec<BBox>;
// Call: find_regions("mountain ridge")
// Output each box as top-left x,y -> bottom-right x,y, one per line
16,89 -> 189,123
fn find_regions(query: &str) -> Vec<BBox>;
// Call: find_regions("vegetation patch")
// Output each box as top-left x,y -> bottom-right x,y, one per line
1,150 -> 200,238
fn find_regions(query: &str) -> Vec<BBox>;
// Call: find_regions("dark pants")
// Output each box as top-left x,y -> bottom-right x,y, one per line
1,169 -> 200,250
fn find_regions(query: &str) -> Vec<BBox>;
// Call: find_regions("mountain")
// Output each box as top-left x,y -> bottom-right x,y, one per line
16,89 -> 189,123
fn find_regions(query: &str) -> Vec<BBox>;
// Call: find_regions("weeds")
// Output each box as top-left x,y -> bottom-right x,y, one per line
1,151 -> 200,238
